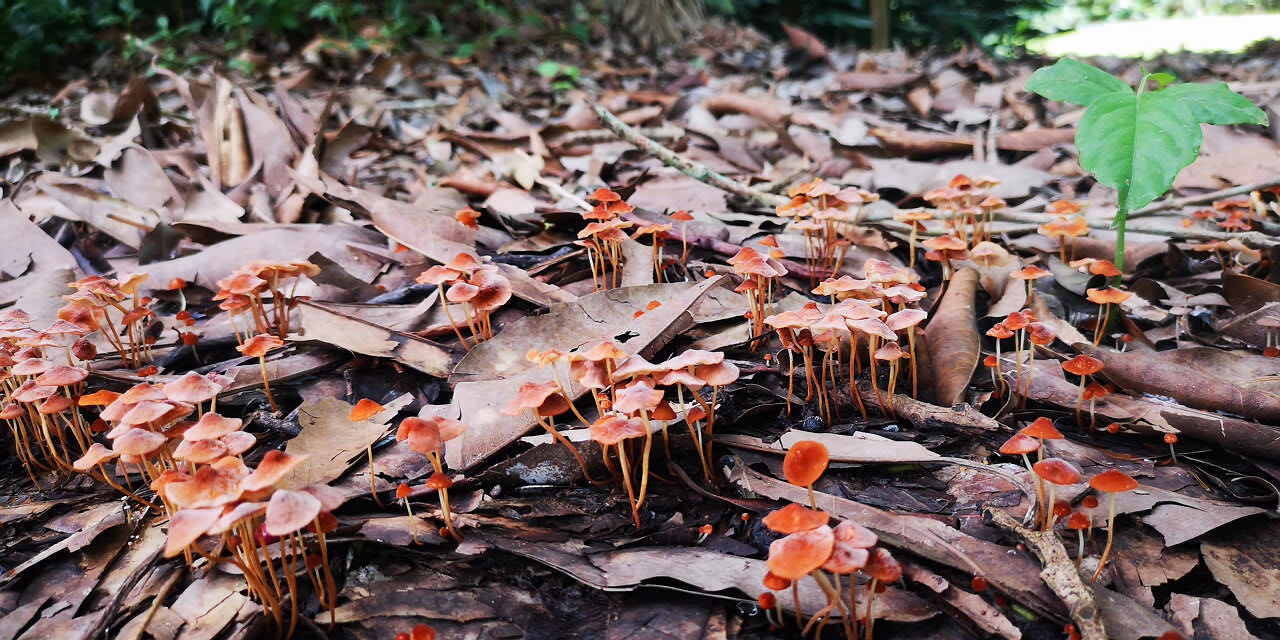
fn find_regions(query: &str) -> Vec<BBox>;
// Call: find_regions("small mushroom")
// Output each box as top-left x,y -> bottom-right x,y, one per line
1089,469 -> 1138,582
1033,458 -> 1082,530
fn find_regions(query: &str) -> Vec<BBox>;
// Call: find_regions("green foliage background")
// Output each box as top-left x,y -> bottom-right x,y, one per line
3,0 -> 1280,80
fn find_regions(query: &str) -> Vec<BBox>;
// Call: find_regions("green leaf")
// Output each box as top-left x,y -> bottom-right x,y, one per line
1075,90 -> 1201,213
1147,72 -> 1176,89
1024,58 -> 1131,107
535,60 -> 562,78
1158,82 -> 1269,126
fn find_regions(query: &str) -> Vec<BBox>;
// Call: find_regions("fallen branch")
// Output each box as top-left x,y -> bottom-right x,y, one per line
985,508 -> 1106,640
1127,177 -> 1280,219
591,101 -> 789,210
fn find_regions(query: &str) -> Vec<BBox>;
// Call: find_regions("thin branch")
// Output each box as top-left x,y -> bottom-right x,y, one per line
1128,177 -> 1280,219
590,101 -> 789,210
985,508 -> 1107,640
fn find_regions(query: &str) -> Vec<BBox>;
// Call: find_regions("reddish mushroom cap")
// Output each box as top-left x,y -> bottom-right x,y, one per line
862,547 -> 902,582
237,333 -> 285,358
1066,512 -> 1092,530
999,433 -> 1041,456
426,472 -> 454,490
1089,469 -> 1138,493
762,503 -> 830,534
1020,417 -> 1064,440
1062,355 -> 1104,377
241,450 -> 308,492
766,524 -> 835,581
589,413 -> 647,446
783,440 -> 830,488
1034,458 -> 1083,485
762,571 -> 792,591
164,372 -> 224,404
164,507 -> 222,558
184,412 -> 243,440
349,398 -> 385,422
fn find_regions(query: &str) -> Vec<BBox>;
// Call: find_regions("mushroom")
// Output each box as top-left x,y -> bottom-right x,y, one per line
349,398 -> 386,505
892,209 -> 934,269
1088,469 -> 1138,582
767,524 -> 835,625
588,413 -> 648,527
236,333 -> 286,413
1067,511 -> 1092,568
1085,286 -> 1132,345
861,546 -> 902,639
670,210 -> 694,266
886,309 -> 927,398
784,441 -> 830,508
501,381 -> 599,484
921,234 -> 968,282
1033,458 -> 1082,530
396,416 -> 467,540
1062,354 -> 1105,427
1010,265 -> 1052,307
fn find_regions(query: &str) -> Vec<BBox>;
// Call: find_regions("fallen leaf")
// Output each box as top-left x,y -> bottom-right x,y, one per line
925,268 -> 981,406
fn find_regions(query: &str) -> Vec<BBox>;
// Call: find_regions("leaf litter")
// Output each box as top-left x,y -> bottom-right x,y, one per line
3,23 -> 1280,640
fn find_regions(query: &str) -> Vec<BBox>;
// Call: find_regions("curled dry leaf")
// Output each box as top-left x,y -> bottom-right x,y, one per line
924,268 -> 981,406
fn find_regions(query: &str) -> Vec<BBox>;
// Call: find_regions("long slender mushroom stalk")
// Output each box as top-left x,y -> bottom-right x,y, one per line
349,398 -> 387,506
1089,469 -> 1138,582
861,547 -> 902,640
589,413 -> 648,527
1086,286 -> 1132,345
1033,458 -> 1082,531
237,333 -> 286,413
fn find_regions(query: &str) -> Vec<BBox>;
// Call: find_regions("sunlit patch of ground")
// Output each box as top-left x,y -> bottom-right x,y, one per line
1030,13 -> 1280,58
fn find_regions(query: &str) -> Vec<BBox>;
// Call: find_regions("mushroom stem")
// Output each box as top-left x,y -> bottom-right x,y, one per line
1092,494 -> 1118,582
634,412 -> 655,510
256,356 -> 279,413
615,443 -> 641,528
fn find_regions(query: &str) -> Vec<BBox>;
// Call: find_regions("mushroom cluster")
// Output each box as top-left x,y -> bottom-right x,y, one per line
921,174 -> 1004,246
997,425 -> 1140,583
573,188 -> 636,290
765,258 -> 926,423
520,342 -> 739,523
761,441 -> 899,639
60,272 -> 155,368
775,178 -> 879,284
63,372 -> 344,635
213,259 -> 320,341
415,252 -> 513,349
0,309 -> 98,482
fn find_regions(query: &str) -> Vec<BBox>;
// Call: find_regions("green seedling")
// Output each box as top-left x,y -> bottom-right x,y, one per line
1025,59 -> 1267,277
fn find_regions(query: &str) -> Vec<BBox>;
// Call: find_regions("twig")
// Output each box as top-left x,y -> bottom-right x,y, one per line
552,125 -> 686,147
985,508 -> 1107,640
590,101 -> 789,210
1127,177 -> 1280,219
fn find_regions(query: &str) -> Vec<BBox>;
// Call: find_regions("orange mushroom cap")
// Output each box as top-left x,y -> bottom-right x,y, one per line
1020,417 -> 1064,440
783,441 -> 830,487
237,333 -> 285,358
164,507 -> 222,558
999,433 -> 1041,456
1089,469 -> 1138,493
241,450 -> 308,492
863,547 -> 902,582
766,524 -> 835,581
1062,354 -> 1104,377
762,503 -> 830,534
1066,512 -> 1092,530
349,398 -> 385,422
1034,458 -> 1083,485
1086,287 -> 1132,305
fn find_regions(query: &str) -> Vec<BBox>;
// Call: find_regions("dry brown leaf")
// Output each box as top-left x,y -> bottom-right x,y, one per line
997,127 -> 1077,151
1075,343 -> 1280,422
780,23 -> 828,61
703,93 -> 790,127
279,395 -> 410,489
834,71 -> 923,92
25,175 -> 160,248
294,300 -> 454,377
1201,524 -> 1280,620
870,126 -> 974,158
925,268 -> 981,406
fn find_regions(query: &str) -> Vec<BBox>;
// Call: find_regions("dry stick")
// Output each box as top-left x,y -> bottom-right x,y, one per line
985,508 -> 1107,640
1126,177 -> 1280,219
590,101 -> 789,210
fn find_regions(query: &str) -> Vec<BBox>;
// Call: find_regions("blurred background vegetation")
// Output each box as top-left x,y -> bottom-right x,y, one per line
3,0 -> 1279,80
